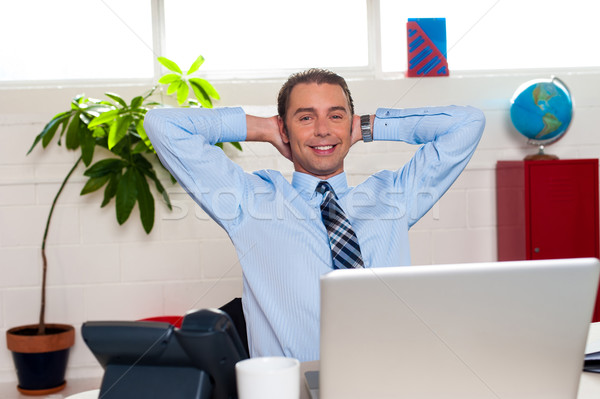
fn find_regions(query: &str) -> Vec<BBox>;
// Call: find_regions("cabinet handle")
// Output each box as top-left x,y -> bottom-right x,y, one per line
534,248 -> 540,253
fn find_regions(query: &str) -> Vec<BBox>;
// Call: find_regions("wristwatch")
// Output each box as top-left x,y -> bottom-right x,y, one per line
360,114 -> 373,142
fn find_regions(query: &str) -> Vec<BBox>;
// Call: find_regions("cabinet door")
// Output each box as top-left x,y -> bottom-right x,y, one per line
527,161 -> 599,260
496,162 -> 526,261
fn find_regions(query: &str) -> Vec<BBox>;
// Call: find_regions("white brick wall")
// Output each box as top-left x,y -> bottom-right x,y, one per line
1,70 -> 599,382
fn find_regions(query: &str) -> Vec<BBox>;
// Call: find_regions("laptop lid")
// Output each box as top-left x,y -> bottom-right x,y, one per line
319,258 -> 600,399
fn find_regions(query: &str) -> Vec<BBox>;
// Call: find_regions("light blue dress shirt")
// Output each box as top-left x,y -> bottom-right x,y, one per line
145,105 -> 485,361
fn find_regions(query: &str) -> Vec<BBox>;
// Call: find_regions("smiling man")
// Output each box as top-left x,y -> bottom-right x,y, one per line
277,80 -> 356,178
145,68 -> 485,361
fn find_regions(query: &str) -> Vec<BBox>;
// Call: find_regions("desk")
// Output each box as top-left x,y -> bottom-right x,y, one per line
3,324 -> 597,399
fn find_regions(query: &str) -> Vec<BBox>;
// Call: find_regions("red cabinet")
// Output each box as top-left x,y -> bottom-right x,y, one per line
496,159 -> 600,320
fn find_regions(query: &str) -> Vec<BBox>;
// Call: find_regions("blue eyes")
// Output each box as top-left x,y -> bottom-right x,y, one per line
299,115 -> 343,122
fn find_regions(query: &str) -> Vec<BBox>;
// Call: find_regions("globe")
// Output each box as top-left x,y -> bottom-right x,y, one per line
509,77 -> 573,152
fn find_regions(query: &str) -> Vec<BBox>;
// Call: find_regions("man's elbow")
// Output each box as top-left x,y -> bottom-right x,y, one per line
143,109 -> 168,143
465,106 -> 486,139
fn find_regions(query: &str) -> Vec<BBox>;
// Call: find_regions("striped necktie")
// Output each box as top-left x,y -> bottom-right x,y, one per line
316,181 -> 364,269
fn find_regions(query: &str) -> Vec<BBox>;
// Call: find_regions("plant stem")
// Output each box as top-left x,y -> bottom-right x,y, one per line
38,156 -> 82,335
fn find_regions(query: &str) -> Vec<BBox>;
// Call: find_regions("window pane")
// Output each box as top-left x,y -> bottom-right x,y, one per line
0,0 -> 153,82
164,0 -> 368,74
381,0 -> 600,72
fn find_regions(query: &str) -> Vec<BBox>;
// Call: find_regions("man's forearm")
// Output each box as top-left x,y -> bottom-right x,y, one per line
372,106 -> 485,144
245,114 -> 292,160
245,115 -> 279,143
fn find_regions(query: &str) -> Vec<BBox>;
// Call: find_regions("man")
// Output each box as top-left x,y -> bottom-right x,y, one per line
145,68 -> 485,361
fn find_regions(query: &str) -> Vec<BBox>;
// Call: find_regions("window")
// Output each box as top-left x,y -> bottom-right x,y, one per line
162,0 -> 369,76
0,0 -> 153,82
1,0 -> 597,83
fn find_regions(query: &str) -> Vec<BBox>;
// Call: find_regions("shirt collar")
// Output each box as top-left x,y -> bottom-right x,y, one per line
291,171 -> 349,200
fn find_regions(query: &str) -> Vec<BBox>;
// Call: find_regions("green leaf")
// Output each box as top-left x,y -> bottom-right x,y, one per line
132,140 -> 148,154
135,119 -> 154,151
167,81 -> 179,95
88,109 -> 119,128
84,158 -> 124,177
189,81 -> 212,108
46,115 -> 72,144
176,81 -> 189,105
132,153 -> 153,170
79,126 -> 96,166
130,96 -> 143,110
28,112 -> 71,154
108,115 -> 133,150
91,126 -> 107,138
141,167 -> 172,210
65,112 -> 82,149
80,174 -> 111,195
55,115 -> 71,146
27,134 -> 44,154
134,168 -> 154,233
105,92 -> 127,107
71,94 -> 85,108
158,73 -> 181,84
187,55 -> 205,75
101,173 -> 120,207
230,141 -> 243,151
158,56 -> 183,74
189,77 -> 220,100
115,168 -> 138,225
82,102 -> 110,113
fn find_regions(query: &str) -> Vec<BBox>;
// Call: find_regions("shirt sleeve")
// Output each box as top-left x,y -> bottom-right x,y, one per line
144,107 -> 249,231
373,106 -> 485,227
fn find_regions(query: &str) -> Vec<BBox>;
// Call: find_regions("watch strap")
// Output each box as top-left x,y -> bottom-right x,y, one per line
360,114 -> 373,142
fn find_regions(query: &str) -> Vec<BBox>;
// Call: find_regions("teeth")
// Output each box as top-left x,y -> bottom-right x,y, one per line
314,146 -> 333,150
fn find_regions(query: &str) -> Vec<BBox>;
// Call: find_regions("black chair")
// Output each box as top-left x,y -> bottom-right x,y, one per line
219,297 -> 249,356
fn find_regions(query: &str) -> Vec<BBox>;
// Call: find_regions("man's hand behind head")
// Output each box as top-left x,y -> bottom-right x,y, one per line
246,115 -> 292,161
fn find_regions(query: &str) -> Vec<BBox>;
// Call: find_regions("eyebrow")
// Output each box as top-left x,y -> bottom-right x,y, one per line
292,106 -> 348,116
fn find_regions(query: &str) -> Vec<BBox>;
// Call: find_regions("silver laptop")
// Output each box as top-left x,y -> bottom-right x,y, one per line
317,258 -> 600,399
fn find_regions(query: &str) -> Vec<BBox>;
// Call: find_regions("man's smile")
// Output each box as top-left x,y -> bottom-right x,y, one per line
310,144 -> 337,154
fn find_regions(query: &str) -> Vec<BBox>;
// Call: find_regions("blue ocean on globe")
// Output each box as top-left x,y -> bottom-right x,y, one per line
510,78 -> 573,144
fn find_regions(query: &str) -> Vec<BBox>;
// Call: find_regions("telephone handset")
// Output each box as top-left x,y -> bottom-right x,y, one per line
82,308 -> 248,399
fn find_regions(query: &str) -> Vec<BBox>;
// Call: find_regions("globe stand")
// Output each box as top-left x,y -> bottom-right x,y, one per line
524,145 -> 559,161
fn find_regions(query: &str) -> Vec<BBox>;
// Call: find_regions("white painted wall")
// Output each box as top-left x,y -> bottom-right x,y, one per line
1,68 -> 599,382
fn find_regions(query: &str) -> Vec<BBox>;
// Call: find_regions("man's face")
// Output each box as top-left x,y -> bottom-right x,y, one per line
279,82 -> 353,180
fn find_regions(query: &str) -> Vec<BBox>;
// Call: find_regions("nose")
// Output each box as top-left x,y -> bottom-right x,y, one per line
314,117 -> 329,137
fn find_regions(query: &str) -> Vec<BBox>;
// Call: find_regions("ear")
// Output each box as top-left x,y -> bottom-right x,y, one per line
350,114 -> 362,144
277,116 -> 290,144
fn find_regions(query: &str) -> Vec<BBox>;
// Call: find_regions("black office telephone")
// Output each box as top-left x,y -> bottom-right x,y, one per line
81,309 -> 248,399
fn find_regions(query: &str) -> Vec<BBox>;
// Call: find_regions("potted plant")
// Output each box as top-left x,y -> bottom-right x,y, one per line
5,55 -> 233,394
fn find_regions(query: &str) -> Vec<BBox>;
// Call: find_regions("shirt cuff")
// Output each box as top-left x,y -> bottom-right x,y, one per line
215,107 -> 247,143
373,107 -> 449,141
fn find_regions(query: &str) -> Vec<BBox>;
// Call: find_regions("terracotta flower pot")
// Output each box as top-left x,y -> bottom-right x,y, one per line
6,324 -> 75,396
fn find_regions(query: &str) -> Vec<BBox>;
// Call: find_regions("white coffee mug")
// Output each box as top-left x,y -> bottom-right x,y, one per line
235,356 -> 300,399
